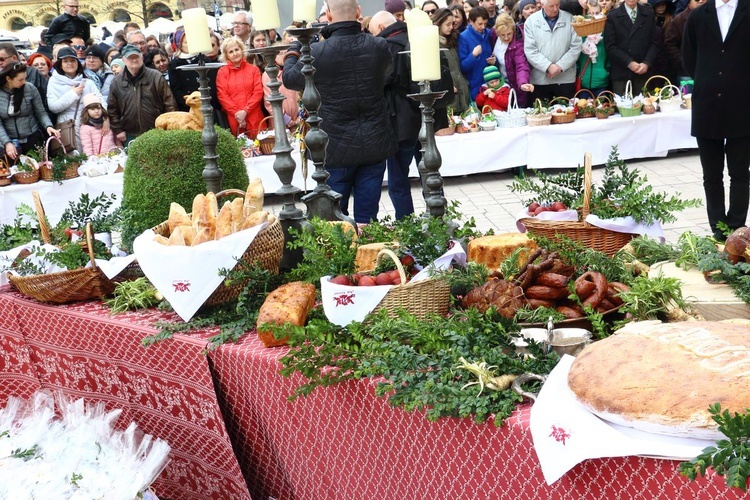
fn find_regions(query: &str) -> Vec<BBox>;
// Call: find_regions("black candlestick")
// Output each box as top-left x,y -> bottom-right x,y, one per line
286,27 -> 356,229
248,44 -> 309,270
177,54 -> 224,193
408,81 -> 448,218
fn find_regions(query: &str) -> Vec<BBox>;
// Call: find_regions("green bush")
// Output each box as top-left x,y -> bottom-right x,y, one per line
120,127 -> 249,249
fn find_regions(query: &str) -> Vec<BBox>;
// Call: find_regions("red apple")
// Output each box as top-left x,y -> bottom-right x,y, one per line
551,201 -> 567,211
358,276 -> 377,286
330,275 -> 352,286
375,272 -> 392,286
533,206 -> 546,216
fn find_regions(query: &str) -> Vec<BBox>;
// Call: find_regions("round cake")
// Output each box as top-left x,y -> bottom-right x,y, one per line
467,233 -> 537,270
568,320 -> 750,440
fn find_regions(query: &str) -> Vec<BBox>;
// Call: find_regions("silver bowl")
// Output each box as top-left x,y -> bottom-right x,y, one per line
547,328 -> 592,357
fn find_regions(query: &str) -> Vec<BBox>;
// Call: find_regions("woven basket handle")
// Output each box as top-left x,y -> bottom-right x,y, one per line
32,190 -> 51,244
85,222 -> 98,270
44,135 -> 65,163
481,105 -> 493,115
375,248 -> 407,285
573,89 -> 594,101
582,152 -> 593,219
255,115 -> 274,135
643,74 -> 672,96
215,188 -> 245,200
659,84 -> 682,100
507,87 -> 518,111
549,96 -> 570,107
625,80 -> 633,100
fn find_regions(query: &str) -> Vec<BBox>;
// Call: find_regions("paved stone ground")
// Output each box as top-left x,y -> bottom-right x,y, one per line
266,150 -> 714,243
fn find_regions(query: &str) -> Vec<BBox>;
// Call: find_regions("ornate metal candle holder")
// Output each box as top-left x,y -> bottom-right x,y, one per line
286,27 -> 356,229
248,44 -> 308,270
408,81 -> 448,218
177,53 -> 224,193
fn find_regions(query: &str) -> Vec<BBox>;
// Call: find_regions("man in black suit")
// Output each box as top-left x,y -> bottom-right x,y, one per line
683,0 -> 750,241
604,0 -> 659,96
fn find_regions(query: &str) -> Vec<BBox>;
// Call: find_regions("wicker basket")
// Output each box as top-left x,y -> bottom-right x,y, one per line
572,16 -> 606,36
369,248 -> 451,320
39,136 -> 79,181
573,89 -> 596,118
616,81 -> 642,118
496,88 -> 528,128
657,85 -> 683,113
255,116 -> 276,155
549,97 -> 577,124
9,219 -> 116,303
519,152 -> 636,256
151,189 -> 285,307
12,166 -> 41,184
0,175 -> 10,186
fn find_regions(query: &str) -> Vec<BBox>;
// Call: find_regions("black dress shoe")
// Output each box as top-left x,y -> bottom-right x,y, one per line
713,230 -> 727,242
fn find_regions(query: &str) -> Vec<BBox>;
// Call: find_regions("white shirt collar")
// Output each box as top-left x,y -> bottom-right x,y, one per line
716,0 -> 738,9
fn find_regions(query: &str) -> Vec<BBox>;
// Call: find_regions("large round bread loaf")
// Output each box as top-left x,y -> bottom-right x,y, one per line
568,321 -> 750,440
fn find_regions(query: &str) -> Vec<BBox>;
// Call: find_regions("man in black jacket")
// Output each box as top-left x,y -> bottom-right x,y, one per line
683,0 -> 750,241
44,0 -> 90,47
370,11 -> 420,220
283,0 -> 397,224
603,0 -> 658,96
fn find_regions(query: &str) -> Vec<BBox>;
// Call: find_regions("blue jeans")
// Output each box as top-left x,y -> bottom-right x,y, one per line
327,161 -> 386,224
387,141 -> 417,220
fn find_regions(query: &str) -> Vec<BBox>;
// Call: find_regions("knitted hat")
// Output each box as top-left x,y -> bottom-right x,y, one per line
84,44 -> 105,61
519,0 -> 536,11
110,58 -> 124,69
483,65 -> 502,83
385,0 -> 407,14
82,93 -> 100,108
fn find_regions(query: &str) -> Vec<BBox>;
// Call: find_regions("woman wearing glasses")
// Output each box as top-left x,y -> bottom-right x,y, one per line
46,46 -> 105,151
0,62 -> 59,161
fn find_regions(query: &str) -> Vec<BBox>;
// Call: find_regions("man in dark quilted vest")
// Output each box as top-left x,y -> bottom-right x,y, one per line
284,0 -> 397,224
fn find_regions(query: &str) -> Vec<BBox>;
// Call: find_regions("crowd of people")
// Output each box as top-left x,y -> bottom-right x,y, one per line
0,0 -> 739,236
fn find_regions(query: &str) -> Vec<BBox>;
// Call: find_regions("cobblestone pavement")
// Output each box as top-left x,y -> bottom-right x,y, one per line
266,150 -> 714,243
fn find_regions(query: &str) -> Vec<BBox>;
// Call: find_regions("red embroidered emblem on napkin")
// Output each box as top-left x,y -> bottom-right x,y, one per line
333,292 -> 355,306
550,425 -> 571,445
172,280 -> 191,292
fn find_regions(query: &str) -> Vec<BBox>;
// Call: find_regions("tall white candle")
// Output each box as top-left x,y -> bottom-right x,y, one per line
253,0 -> 281,30
293,0 -> 317,22
181,8 -> 212,54
410,25 -> 440,81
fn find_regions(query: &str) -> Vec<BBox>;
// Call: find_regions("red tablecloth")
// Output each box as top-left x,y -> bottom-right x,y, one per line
1,287 -> 745,499
209,333 -> 746,500
0,287 -> 250,500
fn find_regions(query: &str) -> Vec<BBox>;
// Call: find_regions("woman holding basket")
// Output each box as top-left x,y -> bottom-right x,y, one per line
0,62 -> 59,161
216,38 -> 264,138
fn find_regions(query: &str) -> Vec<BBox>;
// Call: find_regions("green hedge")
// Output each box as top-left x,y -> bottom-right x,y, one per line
120,127 -> 249,249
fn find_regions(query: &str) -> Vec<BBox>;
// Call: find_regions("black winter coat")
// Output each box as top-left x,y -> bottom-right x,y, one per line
604,3 -> 659,81
683,0 -> 750,139
283,21 -> 397,168
45,13 -> 90,46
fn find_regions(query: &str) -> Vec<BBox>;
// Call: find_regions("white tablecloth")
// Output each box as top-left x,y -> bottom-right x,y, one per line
0,174 -> 124,226
249,109 -> 696,193
0,110 -> 696,225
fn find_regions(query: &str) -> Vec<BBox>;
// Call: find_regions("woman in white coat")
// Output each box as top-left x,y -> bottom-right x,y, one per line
46,46 -> 105,152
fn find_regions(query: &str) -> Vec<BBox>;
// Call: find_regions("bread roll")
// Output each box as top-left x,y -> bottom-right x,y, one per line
167,202 -> 191,233
180,225 -> 196,246
240,210 -> 269,231
192,226 -> 213,246
230,197 -> 245,233
168,226 -> 187,246
244,178 -> 265,216
193,192 -> 218,240
256,282 -> 317,347
154,234 -> 170,245
216,201 -> 233,240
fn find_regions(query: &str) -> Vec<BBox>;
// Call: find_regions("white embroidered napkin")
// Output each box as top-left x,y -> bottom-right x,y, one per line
132,223 -> 267,322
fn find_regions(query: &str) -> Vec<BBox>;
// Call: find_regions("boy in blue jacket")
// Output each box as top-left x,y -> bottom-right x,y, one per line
458,6 -> 496,99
